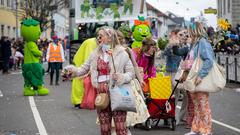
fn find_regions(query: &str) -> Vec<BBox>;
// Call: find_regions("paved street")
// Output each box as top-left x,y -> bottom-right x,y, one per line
0,70 -> 240,135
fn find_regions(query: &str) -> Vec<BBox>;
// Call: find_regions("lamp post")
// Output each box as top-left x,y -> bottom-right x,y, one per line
140,0 -> 144,14
25,0 -> 28,16
15,0 -> 18,38
49,5 -> 58,37
51,13 -> 55,37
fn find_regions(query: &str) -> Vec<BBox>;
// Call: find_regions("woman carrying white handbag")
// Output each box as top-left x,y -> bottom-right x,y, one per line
184,22 -> 218,135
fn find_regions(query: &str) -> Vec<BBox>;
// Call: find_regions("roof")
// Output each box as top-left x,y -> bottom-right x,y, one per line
146,2 -> 168,18
165,11 -> 185,25
172,17 -> 185,24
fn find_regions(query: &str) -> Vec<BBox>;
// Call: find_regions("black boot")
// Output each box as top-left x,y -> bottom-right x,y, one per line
50,71 -> 54,85
55,69 -> 60,86
55,81 -> 59,86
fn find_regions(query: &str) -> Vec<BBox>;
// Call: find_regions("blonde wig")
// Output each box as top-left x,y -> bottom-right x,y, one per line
97,26 -> 120,49
116,30 -> 127,47
188,22 -> 207,44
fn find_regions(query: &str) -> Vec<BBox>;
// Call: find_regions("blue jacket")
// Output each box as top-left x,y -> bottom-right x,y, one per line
173,38 -> 214,79
193,38 -> 214,79
172,45 -> 190,59
163,46 -> 182,72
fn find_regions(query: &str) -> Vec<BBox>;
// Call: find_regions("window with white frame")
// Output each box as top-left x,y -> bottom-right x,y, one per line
7,26 -> 10,37
217,0 -> 221,17
0,25 -> 1,37
1,0 -> 4,5
20,0 -> 25,7
13,27 -> 16,38
223,0 -> 226,15
11,0 -> 16,8
220,0 -> 223,17
228,0 -> 231,13
1,25 -> 4,37
7,0 -> 10,7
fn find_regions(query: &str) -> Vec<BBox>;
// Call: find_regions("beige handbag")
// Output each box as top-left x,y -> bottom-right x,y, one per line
95,93 -> 109,110
184,55 -> 226,93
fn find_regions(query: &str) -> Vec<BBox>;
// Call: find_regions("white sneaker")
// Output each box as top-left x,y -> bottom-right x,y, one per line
184,131 -> 199,135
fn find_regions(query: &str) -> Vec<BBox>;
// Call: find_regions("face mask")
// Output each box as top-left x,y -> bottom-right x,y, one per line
101,44 -> 111,52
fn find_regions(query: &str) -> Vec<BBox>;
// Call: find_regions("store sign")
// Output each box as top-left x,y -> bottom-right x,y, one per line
75,0 -> 146,23
204,8 -> 217,14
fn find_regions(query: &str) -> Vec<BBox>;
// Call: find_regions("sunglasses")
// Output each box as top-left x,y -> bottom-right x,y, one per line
179,33 -> 189,38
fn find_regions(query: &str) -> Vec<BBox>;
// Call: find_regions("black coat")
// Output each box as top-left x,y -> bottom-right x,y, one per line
1,40 -> 11,58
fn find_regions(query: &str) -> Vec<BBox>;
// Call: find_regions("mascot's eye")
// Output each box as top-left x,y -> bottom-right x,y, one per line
145,29 -> 149,33
138,28 -> 142,32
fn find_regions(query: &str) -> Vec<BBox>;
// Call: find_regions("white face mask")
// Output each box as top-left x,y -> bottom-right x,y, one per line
101,44 -> 111,52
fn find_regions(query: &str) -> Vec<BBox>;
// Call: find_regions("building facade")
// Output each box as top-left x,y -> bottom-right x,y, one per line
146,3 -> 183,38
146,2 -> 170,38
217,0 -> 240,28
53,8 -> 69,39
1,0 -> 69,40
41,8 -> 69,39
0,0 -> 23,38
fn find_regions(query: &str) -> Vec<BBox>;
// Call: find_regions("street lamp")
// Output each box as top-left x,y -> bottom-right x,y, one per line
15,0 -> 18,38
49,5 -> 58,37
25,0 -> 28,16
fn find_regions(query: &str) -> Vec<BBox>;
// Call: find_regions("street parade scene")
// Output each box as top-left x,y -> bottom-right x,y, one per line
0,0 -> 240,135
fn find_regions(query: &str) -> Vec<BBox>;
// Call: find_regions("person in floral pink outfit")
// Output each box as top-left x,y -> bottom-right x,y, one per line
132,37 -> 157,94
63,26 -> 135,135
184,22 -> 214,135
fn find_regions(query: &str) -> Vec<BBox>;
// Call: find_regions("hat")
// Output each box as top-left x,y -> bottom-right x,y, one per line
52,35 -> 58,40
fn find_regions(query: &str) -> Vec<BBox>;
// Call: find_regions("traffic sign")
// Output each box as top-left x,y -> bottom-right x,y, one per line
204,8 -> 217,14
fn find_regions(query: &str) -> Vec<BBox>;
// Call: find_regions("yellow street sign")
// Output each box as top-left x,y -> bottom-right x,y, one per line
204,8 -> 217,14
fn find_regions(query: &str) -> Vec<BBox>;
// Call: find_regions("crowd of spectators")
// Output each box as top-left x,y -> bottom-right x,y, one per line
0,36 -> 69,74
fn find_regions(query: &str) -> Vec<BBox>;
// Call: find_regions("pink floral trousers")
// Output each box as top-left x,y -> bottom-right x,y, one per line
191,92 -> 212,134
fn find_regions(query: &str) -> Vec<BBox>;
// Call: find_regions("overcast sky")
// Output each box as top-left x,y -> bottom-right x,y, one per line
146,0 -> 217,28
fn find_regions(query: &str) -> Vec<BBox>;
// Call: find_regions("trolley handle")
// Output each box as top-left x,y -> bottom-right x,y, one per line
167,80 -> 180,102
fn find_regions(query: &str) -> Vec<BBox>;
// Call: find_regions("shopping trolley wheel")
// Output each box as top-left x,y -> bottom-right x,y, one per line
145,119 -> 151,130
178,93 -> 184,101
170,119 -> 176,131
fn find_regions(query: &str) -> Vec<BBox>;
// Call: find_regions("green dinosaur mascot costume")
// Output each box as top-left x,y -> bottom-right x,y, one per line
21,19 -> 49,96
81,0 -> 91,18
131,16 -> 151,49
71,38 -> 97,107
123,0 -> 133,15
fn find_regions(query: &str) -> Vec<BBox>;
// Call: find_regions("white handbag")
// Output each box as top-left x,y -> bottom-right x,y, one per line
109,51 -> 136,112
184,54 -> 226,93
109,83 -> 136,112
